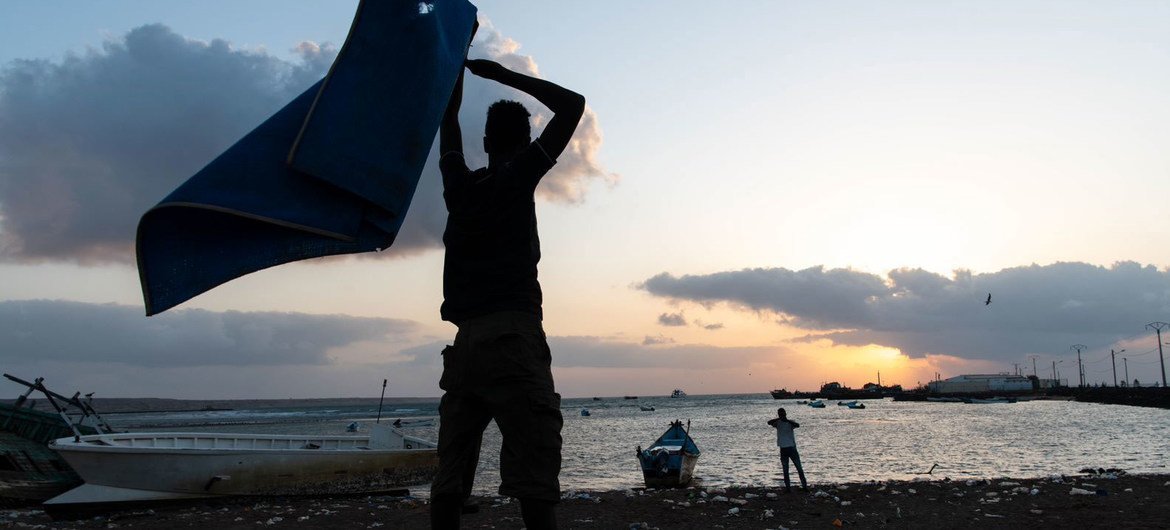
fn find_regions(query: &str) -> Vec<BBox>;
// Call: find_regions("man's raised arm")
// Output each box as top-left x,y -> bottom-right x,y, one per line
465,59 -> 585,161
439,69 -> 466,188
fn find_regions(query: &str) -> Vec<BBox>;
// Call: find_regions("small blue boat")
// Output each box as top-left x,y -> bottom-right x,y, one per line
636,420 -> 700,488
808,399 -> 826,408
580,409 -> 591,417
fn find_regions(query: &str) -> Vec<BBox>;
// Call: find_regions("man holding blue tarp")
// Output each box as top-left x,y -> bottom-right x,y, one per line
429,59 -> 585,529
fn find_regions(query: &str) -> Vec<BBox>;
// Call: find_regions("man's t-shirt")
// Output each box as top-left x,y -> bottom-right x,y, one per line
773,420 -> 798,448
439,141 -> 555,324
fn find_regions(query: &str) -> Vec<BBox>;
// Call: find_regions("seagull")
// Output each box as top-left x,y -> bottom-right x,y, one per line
985,293 -> 992,306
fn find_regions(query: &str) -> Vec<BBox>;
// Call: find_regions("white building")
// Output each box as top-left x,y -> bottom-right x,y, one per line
928,374 -> 1035,394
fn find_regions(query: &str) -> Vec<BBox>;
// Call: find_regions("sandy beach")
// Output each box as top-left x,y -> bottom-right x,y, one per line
3,472 -> 1166,529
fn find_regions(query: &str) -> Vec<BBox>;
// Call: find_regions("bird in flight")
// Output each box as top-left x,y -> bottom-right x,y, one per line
985,293 -> 992,306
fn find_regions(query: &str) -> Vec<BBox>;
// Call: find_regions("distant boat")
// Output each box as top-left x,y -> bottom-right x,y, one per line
807,400 -> 826,408
624,396 -> 639,400
796,400 -> 808,405
847,401 -> 866,409
580,409 -> 591,417
770,388 -> 793,399
926,397 -> 964,403
636,420 -> 700,488
592,397 -> 602,401
670,389 -> 687,398
640,405 -> 655,412
46,424 -> 438,509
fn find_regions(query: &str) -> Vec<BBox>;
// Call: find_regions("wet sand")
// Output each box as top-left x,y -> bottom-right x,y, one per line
3,473 -> 1167,529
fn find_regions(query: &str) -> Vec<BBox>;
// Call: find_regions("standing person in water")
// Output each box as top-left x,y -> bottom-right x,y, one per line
429,58 -> 585,530
768,408 -> 808,492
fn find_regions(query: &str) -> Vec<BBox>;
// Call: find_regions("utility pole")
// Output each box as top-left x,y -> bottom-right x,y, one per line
1013,363 -> 1020,376
1110,349 -> 1124,387
1032,357 -> 1038,378
1071,344 -> 1087,388
1052,361 -> 1057,382
1147,322 -> 1168,388
1123,357 -> 1129,387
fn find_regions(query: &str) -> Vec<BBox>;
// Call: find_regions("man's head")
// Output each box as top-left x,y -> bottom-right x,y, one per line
778,408 -> 786,419
484,100 -> 531,157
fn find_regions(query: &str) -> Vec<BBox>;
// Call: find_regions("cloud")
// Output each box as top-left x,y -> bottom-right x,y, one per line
0,299 -> 417,367
641,261 -> 1170,361
642,335 -> 675,346
701,322 -> 725,331
0,20 -> 615,264
553,336 -> 780,369
657,312 -> 687,327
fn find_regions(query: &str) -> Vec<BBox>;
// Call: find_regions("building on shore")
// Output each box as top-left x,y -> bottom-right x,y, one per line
927,374 -> 1052,394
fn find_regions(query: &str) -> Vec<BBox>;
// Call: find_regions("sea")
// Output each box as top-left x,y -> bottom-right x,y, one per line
101,394 -> 1170,495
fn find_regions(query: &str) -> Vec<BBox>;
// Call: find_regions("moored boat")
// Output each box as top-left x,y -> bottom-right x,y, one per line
639,405 -> 655,412
807,400 -> 826,408
670,389 -> 687,398
636,420 -> 700,488
45,424 -> 438,508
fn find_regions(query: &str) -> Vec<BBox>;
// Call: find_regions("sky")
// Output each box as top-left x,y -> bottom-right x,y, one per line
1,1 -> 1169,399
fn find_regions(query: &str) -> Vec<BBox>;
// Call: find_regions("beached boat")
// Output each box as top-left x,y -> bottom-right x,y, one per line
670,389 -> 687,398
636,420 -> 700,488
45,424 -> 438,508
1,375 -> 108,505
807,400 -> 826,408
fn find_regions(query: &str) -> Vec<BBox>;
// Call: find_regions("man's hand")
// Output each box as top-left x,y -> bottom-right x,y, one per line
465,59 -> 507,80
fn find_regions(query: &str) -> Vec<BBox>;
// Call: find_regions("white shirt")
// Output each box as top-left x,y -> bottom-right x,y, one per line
774,420 -> 797,448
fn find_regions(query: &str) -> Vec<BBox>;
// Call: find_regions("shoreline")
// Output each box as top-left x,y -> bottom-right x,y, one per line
4,472 -> 1167,529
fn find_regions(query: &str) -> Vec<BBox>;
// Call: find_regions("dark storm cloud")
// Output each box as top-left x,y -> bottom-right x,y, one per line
657,312 -> 687,327
0,299 -> 417,367
0,25 -> 333,262
641,262 -> 1170,360
0,20 -> 615,263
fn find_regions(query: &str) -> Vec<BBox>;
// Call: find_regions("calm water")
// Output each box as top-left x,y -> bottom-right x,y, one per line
105,394 -> 1170,494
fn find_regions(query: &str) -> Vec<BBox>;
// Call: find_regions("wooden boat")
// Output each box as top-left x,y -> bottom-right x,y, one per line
1,375 -> 107,505
636,420 -> 700,488
45,424 -> 437,509
847,401 -> 866,409
807,400 -> 826,408
962,397 -> 1018,404
639,405 -> 655,412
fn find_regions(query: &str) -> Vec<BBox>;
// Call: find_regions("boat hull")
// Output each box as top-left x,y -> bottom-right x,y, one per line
640,453 -> 698,488
47,430 -> 438,504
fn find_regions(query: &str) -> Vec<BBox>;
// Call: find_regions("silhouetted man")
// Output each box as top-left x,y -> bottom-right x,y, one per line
767,408 -> 808,492
430,59 -> 585,530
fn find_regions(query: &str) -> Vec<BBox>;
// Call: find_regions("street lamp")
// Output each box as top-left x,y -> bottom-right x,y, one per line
1111,349 -> 1125,387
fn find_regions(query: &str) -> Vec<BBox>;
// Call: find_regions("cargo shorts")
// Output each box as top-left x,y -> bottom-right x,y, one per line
430,311 -> 563,503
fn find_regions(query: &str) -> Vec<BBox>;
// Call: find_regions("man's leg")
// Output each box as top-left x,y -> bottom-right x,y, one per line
790,448 -> 808,490
487,323 -> 563,530
430,391 -> 491,529
780,448 -> 792,492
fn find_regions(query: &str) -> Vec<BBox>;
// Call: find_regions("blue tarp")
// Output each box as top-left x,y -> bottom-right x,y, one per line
136,0 -> 477,315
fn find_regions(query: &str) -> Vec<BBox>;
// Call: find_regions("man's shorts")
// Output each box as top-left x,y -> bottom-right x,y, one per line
432,311 -> 563,502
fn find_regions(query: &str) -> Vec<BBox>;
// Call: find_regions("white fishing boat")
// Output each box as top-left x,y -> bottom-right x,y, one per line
44,424 -> 437,508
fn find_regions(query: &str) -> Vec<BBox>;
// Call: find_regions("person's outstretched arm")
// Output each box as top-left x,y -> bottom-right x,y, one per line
767,418 -> 779,427
465,59 -> 585,161
439,70 -> 467,188
789,420 -> 800,428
